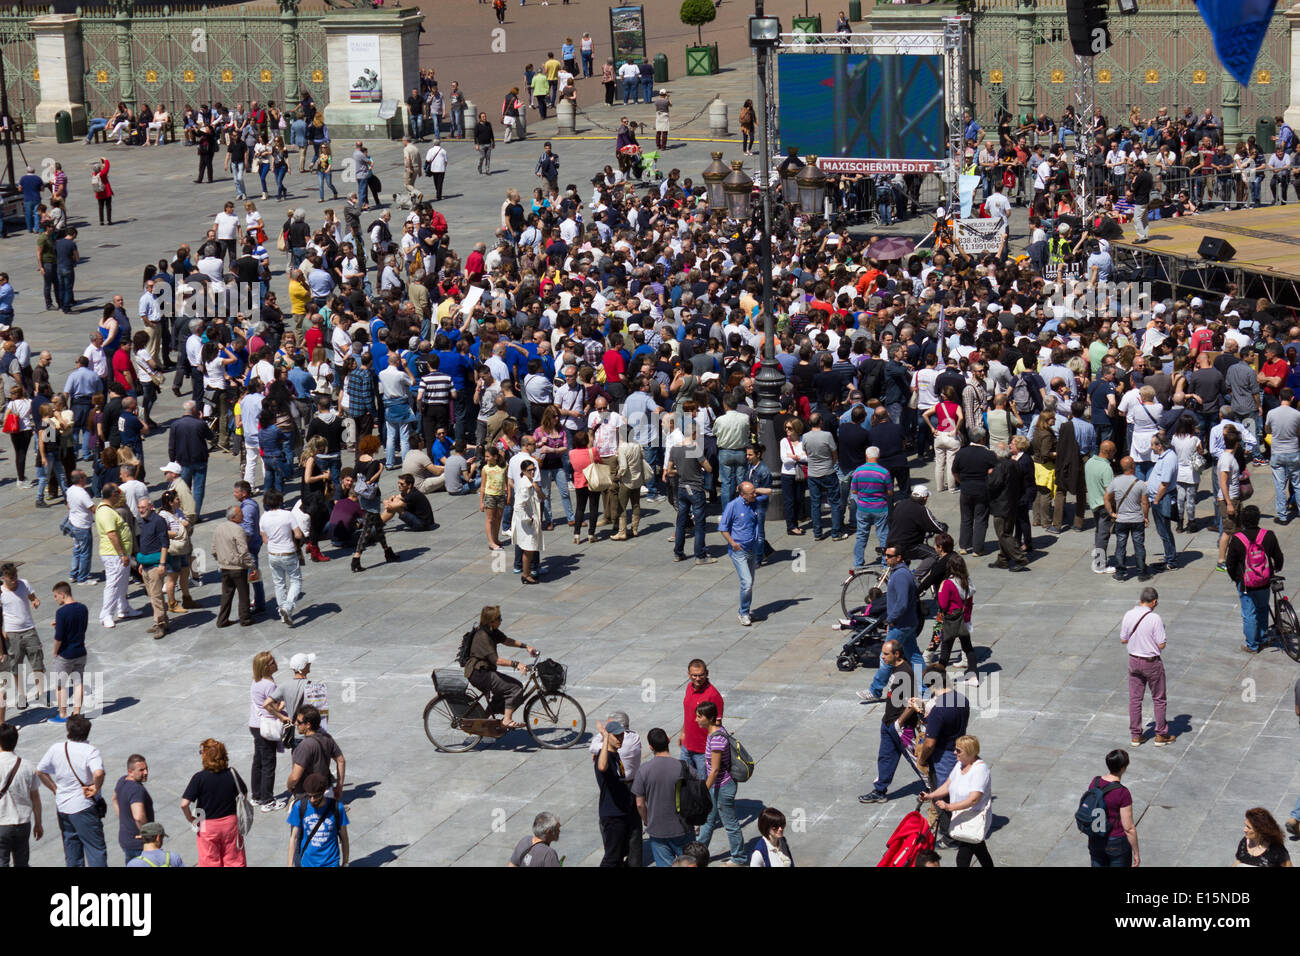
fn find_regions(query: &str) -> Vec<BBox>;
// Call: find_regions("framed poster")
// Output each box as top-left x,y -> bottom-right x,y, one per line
348,35 -> 382,103
609,5 -> 646,64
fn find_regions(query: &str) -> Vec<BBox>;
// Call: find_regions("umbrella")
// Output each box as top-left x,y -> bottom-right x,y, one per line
865,236 -> 915,260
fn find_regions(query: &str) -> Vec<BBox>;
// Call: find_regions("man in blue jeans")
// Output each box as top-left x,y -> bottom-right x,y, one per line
719,481 -> 762,626
35,714 -> 108,867
803,413 -> 846,541
1226,505 -> 1283,654
634,728 -> 693,866
1146,436 -> 1180,569
665,434 -> 715,565
858,640 -> 917,804
18,165 -> 45,233
851,448 -> 891,568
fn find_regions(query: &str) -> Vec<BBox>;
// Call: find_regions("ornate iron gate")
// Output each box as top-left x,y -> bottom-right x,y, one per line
969,0 -> 1290,131
79,4 -> 328,119
0,6 -> 46,125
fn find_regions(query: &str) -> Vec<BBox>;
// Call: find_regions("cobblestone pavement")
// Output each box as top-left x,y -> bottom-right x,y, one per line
2,76 -> 1298,867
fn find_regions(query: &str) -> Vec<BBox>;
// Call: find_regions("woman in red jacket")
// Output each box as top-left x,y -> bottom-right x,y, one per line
92,157 -> 113,226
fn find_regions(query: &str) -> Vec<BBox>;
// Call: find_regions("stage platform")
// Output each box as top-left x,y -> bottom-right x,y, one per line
1111,206 -> 1300,302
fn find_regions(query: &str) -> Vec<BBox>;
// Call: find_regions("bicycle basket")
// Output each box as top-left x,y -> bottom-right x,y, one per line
536,659 -> 566,694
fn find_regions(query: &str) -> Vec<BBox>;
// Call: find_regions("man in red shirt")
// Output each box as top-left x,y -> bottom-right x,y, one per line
1261,342 -> 1290,419
678,658 -> 723,780
304,314 -> 325,356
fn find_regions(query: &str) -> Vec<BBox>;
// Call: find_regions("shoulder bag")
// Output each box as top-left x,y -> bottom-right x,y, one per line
64,742 -> 108,818
949,798 -> 991,844
0,756 -> 21,801
231,769 -> 255,839
293,796 -> 340,867
583,459 -> 613,492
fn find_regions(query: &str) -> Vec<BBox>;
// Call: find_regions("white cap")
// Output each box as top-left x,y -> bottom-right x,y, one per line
161,461 -> 182,475
953,318 -> 967,331
911,485 -> 931,499
1152,302 -> 1167,315
987,303 -> 1002,313
1190,296 -> 1204,308
701,371 -> 720,382
289,653 -> 316,672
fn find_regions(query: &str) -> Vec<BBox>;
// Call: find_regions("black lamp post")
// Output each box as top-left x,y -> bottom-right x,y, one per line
701,151 -> 729,210
749,3 -> 783,466
795,156 -> 829,221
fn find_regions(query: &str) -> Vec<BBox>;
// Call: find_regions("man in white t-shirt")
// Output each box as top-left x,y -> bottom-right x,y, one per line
214,201 -> 240,266
36,715 -> 107,867
0,721 -> 43,867
0,563 -> 42,718
65,471 -> 96,585
119,465 -> 149,521
259,490 -> 305,627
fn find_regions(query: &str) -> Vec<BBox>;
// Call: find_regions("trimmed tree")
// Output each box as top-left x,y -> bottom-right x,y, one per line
680,0 -> 717,46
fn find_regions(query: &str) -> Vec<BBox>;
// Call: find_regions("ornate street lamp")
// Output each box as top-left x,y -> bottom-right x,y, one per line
780,147 -> 802,204
795,156 -> 829,219
722,160 -> 753,221
701,151 -> 729,210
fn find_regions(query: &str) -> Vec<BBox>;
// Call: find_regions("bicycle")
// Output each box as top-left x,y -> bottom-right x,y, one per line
840,554 -> 891,619
1267,575 -> 1300,662
423,656 -> 587,752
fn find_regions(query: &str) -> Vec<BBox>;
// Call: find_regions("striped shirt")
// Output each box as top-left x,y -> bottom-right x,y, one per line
850,462 -> 892,513
417,370 -> 453,408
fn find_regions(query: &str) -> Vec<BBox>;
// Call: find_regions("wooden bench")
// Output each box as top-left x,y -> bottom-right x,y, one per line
92,116 -> 176,145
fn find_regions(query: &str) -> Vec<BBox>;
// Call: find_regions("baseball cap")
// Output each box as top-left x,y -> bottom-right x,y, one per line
701,372 -> 720,382
161,461 -> 182,475
289,652 -> 316,671
139,822 -> 167,841
605,720 -> 626,735
1190,296 -> 1204,308
911,485 -> 931,499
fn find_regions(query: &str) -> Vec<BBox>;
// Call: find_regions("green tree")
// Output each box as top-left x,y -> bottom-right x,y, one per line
680,0 -> 717,46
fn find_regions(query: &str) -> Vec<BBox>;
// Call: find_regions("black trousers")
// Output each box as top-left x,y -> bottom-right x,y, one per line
956,840 -> 995,867
598,814 -> 644,866
574,486 -> 600,535
0,821 -> 31,867
248,725 -> 278,803
431,171 -> 445,199
421,403 -> 450,449
959,491 -> 990,553
197,153 -> 214,182
97,196 -> 112,225
991,513 -> 1025,566
217,568 -> 251,625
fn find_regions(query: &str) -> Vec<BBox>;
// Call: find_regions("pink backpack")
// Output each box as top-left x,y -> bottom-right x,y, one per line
1235,529 -> 1272,589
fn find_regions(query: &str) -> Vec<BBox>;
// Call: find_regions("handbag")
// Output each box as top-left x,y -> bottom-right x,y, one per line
949,799 -> 991,844
65,743 -> 108,819
583,460 -> 613,492
231,769 -> 255,839
277,232 -> 288,252
2,411 -> 18,434
259,715 -> 283,742
1239,468 -> 1254,500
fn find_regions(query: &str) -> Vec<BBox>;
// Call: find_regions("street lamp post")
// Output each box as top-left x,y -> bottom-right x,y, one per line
701,151 -> 729,210
749,2 -> 783,473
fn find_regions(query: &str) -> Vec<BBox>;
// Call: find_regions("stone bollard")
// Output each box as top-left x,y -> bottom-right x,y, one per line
556,98 -> 576,135
709,99 -> 728,138
463,101 -> 476,139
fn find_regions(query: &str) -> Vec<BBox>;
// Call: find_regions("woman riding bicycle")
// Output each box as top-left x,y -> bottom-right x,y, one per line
463,605 -> 537,729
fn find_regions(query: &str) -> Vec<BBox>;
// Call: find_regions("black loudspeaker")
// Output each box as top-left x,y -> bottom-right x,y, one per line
1198,236 -> 1236,262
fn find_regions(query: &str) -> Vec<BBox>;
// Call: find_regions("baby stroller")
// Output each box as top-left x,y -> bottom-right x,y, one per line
835,594 -> 889,671
623,145 -> 662,182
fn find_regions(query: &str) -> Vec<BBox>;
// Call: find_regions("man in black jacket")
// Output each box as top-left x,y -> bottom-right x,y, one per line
986,441 -> 1028,571
885,486 -> 947,570
168,401 -> 213,518
1226,505 -> 1285,654
952,433 -> 997,556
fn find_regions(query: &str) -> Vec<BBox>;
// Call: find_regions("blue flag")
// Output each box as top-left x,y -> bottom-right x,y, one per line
1196,0 -> 1276,87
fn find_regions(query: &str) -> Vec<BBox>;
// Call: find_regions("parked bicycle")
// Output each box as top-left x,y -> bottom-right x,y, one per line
424,656 -> 587,752
1267,575 -> 1300,662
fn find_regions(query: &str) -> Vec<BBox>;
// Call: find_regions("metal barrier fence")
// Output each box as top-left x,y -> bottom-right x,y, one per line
829,173 -> 946,225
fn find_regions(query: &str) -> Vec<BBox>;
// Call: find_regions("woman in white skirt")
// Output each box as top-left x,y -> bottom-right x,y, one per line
653,90 -> 671,150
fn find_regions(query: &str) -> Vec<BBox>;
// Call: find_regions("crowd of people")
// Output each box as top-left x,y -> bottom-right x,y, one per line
5,63 -> 1300,866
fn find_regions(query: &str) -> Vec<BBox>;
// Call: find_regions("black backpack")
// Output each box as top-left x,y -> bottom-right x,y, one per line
455,628 -> 477,668
675,760 -> 712,826
1075,776 -> 1122,836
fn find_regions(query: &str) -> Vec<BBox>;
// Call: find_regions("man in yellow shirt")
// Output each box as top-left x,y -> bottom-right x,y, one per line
288,269 -> 312,337
95,483 -> 142,628
543,54 -> 562,108
531,70 -> 552,121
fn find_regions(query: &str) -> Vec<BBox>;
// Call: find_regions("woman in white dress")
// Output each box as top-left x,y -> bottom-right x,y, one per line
512,459 -> 543,584
1127,385 -> 1163,481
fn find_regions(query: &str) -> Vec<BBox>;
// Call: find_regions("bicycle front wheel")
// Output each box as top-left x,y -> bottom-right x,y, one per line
524,692 -> 587,749
423,694 -> 485,752
1278,599 -> 1300,662
841,567 -> 883,619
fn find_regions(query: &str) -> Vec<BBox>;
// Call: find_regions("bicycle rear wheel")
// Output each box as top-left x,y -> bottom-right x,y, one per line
841,567 -> 884,619
423,694 -> 485,752
1278,599 -> 1300,662
524,692 -> 587,749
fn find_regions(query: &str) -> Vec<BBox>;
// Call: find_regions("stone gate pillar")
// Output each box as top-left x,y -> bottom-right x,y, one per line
31,13 -> 88,136
1222,76 -> 1243,143
1285,3 -> 1300,129
321,6 -> 424,140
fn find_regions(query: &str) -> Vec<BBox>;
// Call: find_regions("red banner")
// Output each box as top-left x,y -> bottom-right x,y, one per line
815,158 -> 941,174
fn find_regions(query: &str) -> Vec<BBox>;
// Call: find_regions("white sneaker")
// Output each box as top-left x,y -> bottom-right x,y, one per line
738,613 -> 752,626
259,798 -> 288,812
100,618 -> 116,629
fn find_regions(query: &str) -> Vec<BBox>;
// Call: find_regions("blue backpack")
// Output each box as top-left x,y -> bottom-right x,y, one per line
1075,776 -> 1122,836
